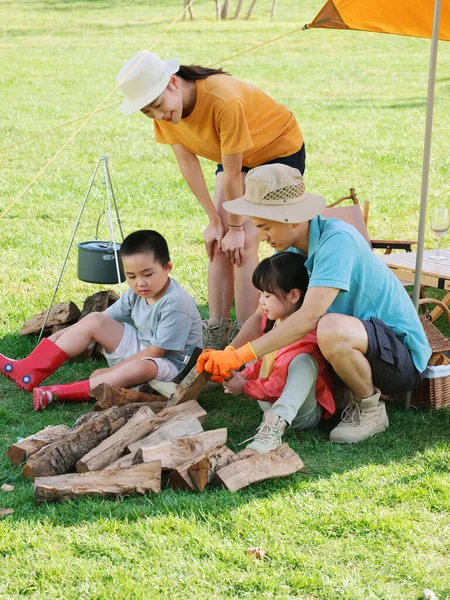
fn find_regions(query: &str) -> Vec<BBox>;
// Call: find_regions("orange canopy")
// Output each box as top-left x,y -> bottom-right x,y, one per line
308,0 -> 450,41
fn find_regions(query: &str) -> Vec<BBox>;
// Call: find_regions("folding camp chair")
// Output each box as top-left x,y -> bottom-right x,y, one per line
323,188 -> 416,254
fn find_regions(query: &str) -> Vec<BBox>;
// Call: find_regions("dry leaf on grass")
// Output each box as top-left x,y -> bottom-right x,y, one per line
247,547 -> 266,560
0,508 -> 14,518
1,484 -> 15,492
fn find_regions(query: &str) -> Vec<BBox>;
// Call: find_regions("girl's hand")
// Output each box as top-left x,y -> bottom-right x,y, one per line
203,220 -> 225,262
220,228 -> 245,267
223,370 -> 247,396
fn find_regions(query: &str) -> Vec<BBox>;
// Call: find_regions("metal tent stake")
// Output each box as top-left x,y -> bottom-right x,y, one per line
38,156 -> 124,341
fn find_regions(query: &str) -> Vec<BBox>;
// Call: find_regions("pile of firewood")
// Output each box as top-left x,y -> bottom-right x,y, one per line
6,369 -> 307,503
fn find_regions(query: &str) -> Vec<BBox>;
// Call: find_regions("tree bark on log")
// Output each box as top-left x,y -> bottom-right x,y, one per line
127,416 -> 203,455
34,462 -> 161,503
132,428 -> 227,470
167,367 -> 210,406
22,407 -> 124,479
6,425 -> 71,465
20,302 -> 81,336
76,406 -> 156,473
91,383 -> 165,410
188,445 -> 236,491
215,444 -> 305,492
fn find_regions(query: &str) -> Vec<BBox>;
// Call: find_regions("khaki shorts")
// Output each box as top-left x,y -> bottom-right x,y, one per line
103,322 -> 179,382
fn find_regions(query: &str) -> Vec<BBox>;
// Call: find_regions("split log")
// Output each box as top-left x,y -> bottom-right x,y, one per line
76,406 -> 156,473
91,383 -> 165,411
20,302 -> 81,336
76,402 -> 165,429
103,453 -> 134,471
167,366 -> 210,406
127,416 -> 203,454
22,407 -> 123,479
126,400 -> 207,454
34,462 -> 161,503
168,458 -> 196,491
132,428 -> 227,470
6,425 -> 71,465
79,290 -> 119,320
147,380 -> 177,399
188,445 -> 236,491
215,443 -> 305,492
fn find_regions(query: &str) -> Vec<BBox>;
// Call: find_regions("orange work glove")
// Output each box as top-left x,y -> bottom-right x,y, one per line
196,343 -> 257,381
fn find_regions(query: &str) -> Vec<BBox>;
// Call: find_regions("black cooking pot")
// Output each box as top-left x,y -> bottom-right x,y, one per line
77,241 -> 125,284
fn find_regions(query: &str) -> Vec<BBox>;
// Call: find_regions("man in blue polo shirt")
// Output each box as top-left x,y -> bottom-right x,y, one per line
197,164 -> 431,445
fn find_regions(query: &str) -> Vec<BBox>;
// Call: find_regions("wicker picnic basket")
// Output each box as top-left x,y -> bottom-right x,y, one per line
411,298 -> 450,409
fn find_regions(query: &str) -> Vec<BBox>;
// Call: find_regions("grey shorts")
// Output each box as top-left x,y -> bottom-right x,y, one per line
103,322 -> 179,382
361,318 -> 423,395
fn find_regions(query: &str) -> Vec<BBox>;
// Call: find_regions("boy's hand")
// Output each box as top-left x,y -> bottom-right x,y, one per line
196,343 -> 257,380
223,370 -> 247,396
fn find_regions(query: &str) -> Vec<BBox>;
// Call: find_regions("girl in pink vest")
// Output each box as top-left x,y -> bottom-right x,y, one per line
223,252 -> 335,453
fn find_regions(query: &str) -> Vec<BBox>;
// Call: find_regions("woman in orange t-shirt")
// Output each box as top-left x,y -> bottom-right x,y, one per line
117,51 -> 305,349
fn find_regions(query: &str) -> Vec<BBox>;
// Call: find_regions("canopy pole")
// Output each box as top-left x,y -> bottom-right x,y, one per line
412,0 -> 442,308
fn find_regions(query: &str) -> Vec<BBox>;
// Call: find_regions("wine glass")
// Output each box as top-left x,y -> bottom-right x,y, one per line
429,207 -> 450,261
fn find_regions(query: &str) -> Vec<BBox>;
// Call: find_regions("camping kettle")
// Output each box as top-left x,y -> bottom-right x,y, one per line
77,240 -> 125,284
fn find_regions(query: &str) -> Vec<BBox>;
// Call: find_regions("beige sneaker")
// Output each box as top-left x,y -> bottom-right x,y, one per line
329,388 -> 389,444
202,318 -> 231,350
242,411 -> 287,453
227,321 -> 243,346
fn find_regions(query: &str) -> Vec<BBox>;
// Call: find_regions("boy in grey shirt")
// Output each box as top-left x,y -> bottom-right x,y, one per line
0,230 -> 202,411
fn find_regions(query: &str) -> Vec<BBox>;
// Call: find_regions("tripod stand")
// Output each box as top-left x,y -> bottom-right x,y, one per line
39,156 -> 124,340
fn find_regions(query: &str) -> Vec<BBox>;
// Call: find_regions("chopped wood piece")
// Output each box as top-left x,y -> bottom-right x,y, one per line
22,407 -> 123,480
103,454 -> 134,471
75,402 -> 165,428
6,425 -> 71,465
188,445 -> 236,491
0,508 -> 14,518
20,302 -> 80,336
215,443 -> 305,492
147,380 -> 177,399
132,428 -> 227,470
167,366 -> 211,406
126,399 -> 207,450
79,290 -> 119,320
91,383 -> 164,410
127,416 -> 203,454
34,462 -> 161,503
76,406 -> 155,473
168,458 -> 196,491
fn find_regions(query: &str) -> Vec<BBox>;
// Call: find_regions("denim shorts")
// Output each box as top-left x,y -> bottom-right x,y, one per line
361,317 -> 423,395
215,144 -> 306,176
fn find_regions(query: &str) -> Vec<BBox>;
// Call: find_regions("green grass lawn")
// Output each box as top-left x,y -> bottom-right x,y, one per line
1,1 -> 449,598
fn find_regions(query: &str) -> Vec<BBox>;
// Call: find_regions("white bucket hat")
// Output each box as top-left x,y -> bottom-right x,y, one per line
223,164 -> 326,223
116,51 -> 180,116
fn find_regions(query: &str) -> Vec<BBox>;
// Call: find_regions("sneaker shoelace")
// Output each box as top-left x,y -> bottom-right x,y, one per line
202,321 -> 228,349
227,321 -> 241,345
340,399 -> 361,426
240,422 -> 282,445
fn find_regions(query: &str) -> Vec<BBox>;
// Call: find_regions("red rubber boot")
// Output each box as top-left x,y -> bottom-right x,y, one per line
33,380 -> 91,411
0,338 -> 69,392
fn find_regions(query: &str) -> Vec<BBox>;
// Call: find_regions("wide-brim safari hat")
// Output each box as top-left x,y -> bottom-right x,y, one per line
116,51 -> 180,116
223,164 -> 326,223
